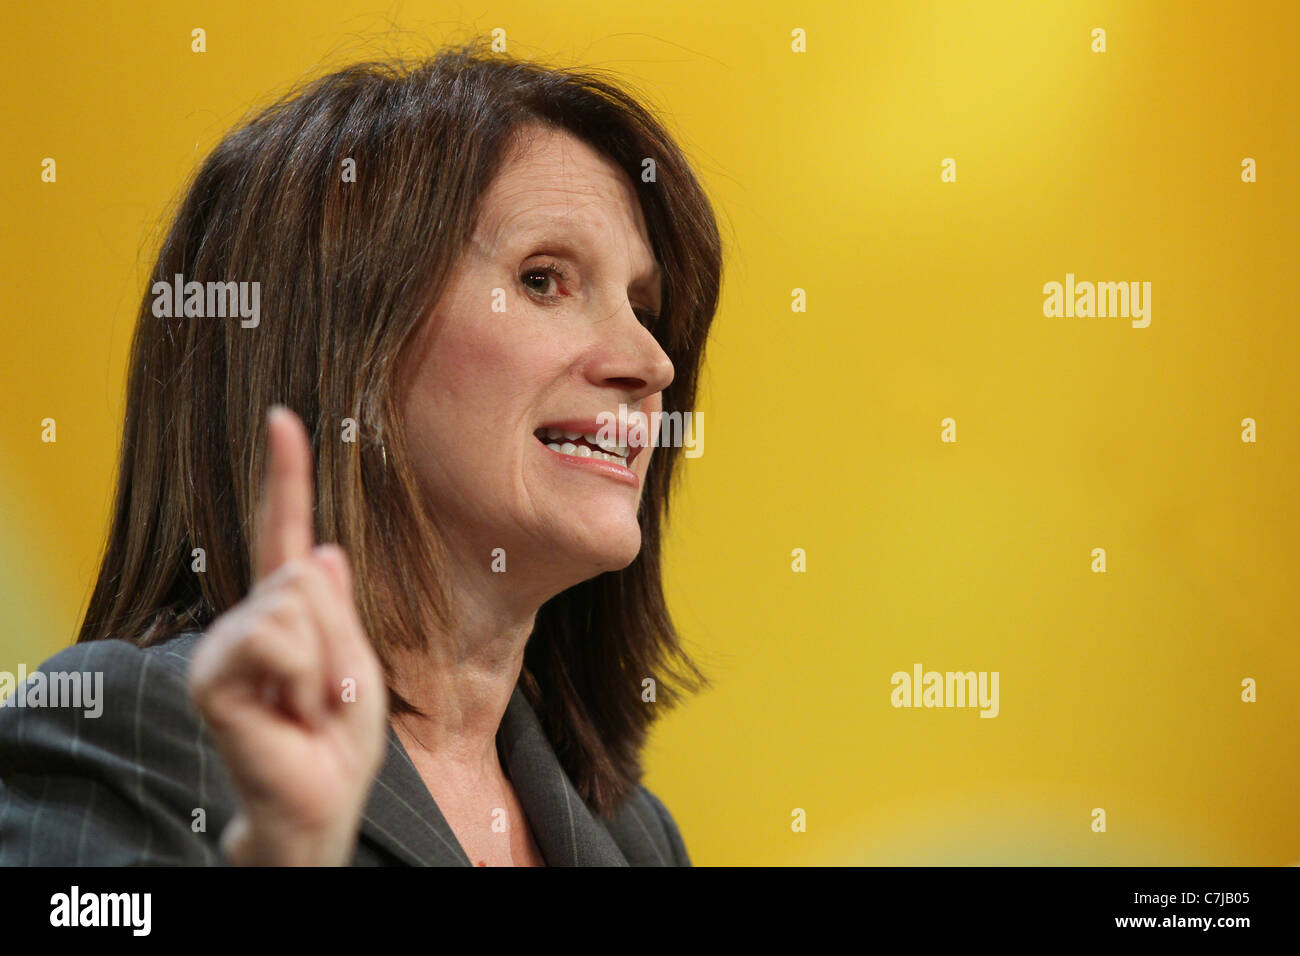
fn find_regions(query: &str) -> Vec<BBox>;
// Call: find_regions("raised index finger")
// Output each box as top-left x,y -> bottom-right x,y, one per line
254,406 -> 316,582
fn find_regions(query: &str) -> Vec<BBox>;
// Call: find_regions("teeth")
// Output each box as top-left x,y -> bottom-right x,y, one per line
543,441 -> 629,469
585,432 -> 628,457
538,426 -> 628,458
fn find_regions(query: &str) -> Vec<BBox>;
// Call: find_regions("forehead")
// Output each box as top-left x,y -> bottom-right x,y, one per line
474,128 -> 654,256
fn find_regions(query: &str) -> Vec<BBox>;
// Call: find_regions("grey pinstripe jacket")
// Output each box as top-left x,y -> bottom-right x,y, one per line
0,632 -> 690,866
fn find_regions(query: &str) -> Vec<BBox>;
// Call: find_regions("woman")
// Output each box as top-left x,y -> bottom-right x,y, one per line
0,40 -> 721,866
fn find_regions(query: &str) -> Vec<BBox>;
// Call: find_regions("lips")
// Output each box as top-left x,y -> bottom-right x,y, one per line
536,430 -> 628,466
532,416 -> 647,467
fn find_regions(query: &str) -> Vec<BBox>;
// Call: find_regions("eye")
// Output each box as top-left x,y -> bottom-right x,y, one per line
520,262 -> 568,299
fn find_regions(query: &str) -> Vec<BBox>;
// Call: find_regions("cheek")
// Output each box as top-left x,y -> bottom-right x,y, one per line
405,317 -> 570,468
416,319 -> 518,405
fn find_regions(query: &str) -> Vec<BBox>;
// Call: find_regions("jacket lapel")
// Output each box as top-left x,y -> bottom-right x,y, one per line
495,686 -> 628,867
360,727 -> 473,866
359,686 -> 628,867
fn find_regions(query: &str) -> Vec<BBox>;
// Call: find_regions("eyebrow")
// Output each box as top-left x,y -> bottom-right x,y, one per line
501,214 -> 663,288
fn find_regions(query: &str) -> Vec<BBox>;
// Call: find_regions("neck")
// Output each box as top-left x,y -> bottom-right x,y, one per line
386,532 -> 571,774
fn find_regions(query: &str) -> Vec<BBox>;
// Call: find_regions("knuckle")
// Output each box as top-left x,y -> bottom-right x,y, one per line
264,589 -> 307,627
247,626 -> 312,678
286,558 -> 332,602
282,556 -> 319,586
230,623 -> 275,664
256,555 -> 312,592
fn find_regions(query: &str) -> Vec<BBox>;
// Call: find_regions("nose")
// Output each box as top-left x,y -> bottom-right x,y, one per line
586,302 -> 675,403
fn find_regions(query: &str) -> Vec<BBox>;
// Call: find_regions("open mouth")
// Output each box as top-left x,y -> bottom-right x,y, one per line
533,426 -> 633,469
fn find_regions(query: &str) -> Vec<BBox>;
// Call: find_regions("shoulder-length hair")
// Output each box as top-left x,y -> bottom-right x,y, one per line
77,39 -> 721,815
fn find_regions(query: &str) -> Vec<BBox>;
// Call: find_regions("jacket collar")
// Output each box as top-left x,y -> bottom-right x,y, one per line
360,685 -> 629,867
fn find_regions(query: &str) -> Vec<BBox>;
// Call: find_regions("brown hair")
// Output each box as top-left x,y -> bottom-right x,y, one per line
77,38 -> 722,815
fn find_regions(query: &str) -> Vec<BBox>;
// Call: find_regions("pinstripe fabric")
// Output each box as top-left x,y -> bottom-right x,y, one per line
0,632 -> 689,867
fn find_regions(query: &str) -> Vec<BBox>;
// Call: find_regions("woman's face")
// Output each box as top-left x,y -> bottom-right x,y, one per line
401,125 -> 674,599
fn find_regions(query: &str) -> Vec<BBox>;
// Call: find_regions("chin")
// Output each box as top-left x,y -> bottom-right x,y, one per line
561,526 -> 643,578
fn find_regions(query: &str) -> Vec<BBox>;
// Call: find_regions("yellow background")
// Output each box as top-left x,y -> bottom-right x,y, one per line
1,1 -> 1296,864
